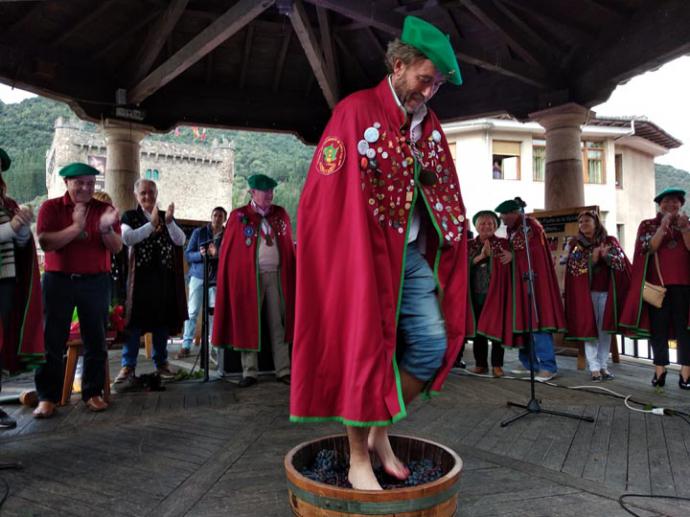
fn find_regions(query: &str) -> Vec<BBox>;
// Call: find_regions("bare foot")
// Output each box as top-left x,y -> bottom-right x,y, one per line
348,458 -> 383,490
368,427 -> 410,480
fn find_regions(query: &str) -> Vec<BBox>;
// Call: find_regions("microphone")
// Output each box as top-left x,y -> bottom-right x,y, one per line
514,197 -> 527,208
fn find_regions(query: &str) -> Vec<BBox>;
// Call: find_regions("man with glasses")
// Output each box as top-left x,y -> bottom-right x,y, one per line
291,16 -> 468,490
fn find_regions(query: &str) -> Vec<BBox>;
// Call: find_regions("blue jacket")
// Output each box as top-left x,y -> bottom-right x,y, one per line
185,225 -> 224,282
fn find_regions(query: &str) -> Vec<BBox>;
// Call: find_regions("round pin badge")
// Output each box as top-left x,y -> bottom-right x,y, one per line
243,226 -> 254,237
245,238 -> 252,246
373,122 -> 381,129
432,129 -> 442,143
357,139 -> 369,155
364,127 -> 380,143
366,148 -> 376,159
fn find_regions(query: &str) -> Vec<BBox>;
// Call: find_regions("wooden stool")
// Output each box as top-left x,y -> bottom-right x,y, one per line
61,339 -> 111,406
144,333 -> 153,359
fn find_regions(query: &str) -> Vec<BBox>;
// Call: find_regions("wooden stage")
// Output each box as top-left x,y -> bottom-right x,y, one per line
0,347 -> 689,516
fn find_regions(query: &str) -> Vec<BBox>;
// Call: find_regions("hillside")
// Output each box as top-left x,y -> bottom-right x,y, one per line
0,96 -> 314,226
2,96 -> 688,223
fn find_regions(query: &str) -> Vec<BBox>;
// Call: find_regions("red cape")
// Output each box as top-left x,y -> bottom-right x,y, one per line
564,235 -> 631,340
212,203 -> 295,351
290,78 -> 468,426
0,197 -> 44,373
508,216 -> 566,335
466,236 -> 518,346
620,215 -> 689,337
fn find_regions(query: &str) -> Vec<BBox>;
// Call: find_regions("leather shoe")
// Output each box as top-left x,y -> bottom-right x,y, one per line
277,375 -> 291,385
0,408 -> 17,429
492,367 -> 505,378
33,401 -> 56,419
469,366 -> 488,374
238,377 -> 258,388
85,396 -> 108,412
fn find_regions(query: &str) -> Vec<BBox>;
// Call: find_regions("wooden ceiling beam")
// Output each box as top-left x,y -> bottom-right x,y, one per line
126,0 -> 189,85
574,0 -> 690,104
459,0 -> 554,68
316,6 -> 338,89
499,0 -> 594,42
307,0 -> 550,88
50,0 -> 118,46
238,25 -> 254,90
93,9 -> 161,61
128,0 -> 275,105
289,0 -> 338,108
272,30 -> 291,93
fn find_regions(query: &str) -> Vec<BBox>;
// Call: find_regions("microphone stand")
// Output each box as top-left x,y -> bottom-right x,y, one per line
501,202 -> 594,427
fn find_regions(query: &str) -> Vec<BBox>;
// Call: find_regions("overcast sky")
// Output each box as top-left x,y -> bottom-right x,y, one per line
1,55 -> 688,171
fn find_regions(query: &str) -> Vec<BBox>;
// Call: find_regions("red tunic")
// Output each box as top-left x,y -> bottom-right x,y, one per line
212,203 -> 295,351
508,216 -> 566,335
0,197 -> 44,373
620,214 -> 690,337
466,236 -> 517,346
564,235 -> 631,341
290,78 -> 468,426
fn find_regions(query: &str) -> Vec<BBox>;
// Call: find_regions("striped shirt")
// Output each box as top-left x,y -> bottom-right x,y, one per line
0,205 -> 31,279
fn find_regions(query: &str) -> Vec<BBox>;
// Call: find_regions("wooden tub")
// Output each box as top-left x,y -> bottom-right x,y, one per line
285,434 -> 463,516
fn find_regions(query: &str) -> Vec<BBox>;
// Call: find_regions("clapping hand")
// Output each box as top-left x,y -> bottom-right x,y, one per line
480,239 -> 491,259
72,203 -> 87,231
165,202 -> 175,225
10,205 -> 34,232
208,242 -> 217,257
99,206 -> 119,233
150,205 -> 160,229
677,212 -> 689,230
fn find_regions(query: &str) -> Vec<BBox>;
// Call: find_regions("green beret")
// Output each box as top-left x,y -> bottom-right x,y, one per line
495,199 -> 522,214
401,16 -> 462,86
59,162 -> 100,178
0,148 -> 11,172
248,174 -> 277,191
654,187 -> 685,205
473,210 -> 500,227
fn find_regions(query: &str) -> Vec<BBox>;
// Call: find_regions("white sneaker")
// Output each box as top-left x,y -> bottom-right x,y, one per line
511,368 -> 530,375
535,371 -> 556,382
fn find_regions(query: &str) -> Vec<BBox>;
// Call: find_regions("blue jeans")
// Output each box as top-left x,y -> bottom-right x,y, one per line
122,326 -> 169,369
182,276 -> 216,350
519,332 -> 558,374
398,242 -> 447,382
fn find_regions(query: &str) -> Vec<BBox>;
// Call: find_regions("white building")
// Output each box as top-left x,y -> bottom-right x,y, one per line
443,116 -> 681,255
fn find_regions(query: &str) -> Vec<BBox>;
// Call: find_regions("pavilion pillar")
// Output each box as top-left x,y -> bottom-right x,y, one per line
102,119 -> 151,212
529,103 -> 594,210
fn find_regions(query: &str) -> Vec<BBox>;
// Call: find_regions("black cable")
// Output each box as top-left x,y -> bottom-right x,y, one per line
0,477 -> 10,510
619,493 -> 690,516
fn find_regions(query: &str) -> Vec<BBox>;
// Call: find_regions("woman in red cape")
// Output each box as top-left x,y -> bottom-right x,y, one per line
564,210 -> 631,381
465,210 -> 514,377
619,188 -> 690,388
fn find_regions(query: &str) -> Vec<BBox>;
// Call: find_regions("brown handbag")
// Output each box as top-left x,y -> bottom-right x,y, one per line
642,253 -> 666,309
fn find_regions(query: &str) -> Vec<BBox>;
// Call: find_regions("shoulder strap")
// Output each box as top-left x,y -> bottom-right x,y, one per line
654,252 -> 664,286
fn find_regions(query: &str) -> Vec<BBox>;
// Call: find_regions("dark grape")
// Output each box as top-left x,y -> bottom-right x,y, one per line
297,449 -> 445,489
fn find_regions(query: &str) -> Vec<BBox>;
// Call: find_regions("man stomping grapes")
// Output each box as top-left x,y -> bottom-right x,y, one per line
290,17 -> 468,490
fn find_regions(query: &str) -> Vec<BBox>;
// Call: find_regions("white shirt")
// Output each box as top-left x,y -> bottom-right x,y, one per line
121,208 -> 185,247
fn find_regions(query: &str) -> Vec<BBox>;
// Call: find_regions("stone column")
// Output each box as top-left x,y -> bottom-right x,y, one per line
102,119 -> 151,212
529,103 -> 594,210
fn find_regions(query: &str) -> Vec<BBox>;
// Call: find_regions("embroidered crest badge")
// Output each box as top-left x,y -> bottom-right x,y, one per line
317,136 -> 346,176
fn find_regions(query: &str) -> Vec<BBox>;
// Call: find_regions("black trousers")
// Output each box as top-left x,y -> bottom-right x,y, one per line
0,278 -> 14,391
649,284 -> 690,366
472,298 -> 504,367
34,272 -> 110,402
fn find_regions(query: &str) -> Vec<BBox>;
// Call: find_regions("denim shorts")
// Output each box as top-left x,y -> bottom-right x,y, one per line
397,242 -> 447,381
